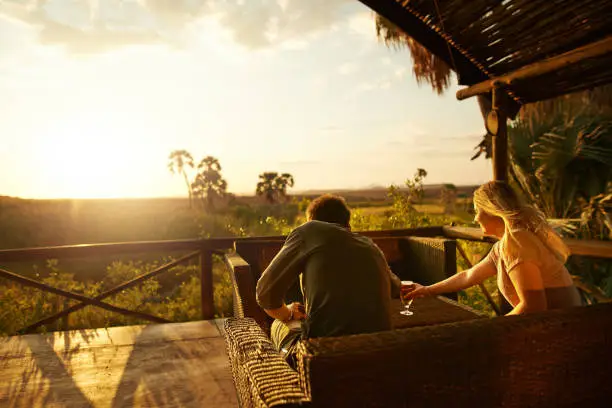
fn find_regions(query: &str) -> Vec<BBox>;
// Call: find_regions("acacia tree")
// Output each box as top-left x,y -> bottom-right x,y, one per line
256,172 -> 295,204
440,183 -> 458,215
191,156 -> 228,210
168,150 -> 195,207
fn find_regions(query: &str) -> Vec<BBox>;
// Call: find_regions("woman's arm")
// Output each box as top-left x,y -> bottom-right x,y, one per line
404,256 -> 497,299
428,256 -> 497,295
506,262 -> 547,315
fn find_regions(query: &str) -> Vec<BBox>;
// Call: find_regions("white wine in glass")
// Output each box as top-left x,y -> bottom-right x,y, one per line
400,280 -> 415,316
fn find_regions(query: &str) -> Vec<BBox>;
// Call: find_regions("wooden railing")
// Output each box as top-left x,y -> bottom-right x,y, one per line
0,225 -> 610,334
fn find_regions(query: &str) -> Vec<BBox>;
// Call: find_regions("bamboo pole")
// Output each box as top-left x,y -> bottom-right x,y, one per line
455,244 -> 502,316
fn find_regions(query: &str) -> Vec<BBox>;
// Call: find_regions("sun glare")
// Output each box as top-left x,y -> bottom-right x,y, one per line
32,114 -> 150,199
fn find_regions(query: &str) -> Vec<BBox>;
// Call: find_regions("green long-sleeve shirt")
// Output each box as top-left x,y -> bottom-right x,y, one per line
256,220 -> 401,339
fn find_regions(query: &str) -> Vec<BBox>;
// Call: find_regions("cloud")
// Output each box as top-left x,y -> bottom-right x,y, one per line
320,125 -> 344,132
385,140 -> 405,148
347,11 -> 374,38
394,67 -> 407,78
0,0 -> 360,53
278,159 -> 321,167
337,62 -> 357,75
352,77 -> 392,94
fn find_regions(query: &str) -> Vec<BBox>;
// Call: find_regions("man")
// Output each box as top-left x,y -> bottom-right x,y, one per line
256,194 -> 401,366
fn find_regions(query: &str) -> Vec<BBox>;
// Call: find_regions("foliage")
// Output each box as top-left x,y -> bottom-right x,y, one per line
0,258 -> 233,336
508,110 -> 612,224
191,156 -> 228,210
168,150 -> 195,208
440,183 -> 457,215
255,172 -> 295,204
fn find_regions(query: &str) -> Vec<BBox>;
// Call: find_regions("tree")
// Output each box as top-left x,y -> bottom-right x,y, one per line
507,108 -> 612,234
168,150 -> 194,208
256,172 -> 295,204
386,168 -> 431,228
440,184 -> 457,215
405,168 -> 428,204
191,156 -> 228,210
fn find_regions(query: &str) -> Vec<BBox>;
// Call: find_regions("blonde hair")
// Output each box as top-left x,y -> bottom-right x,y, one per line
473,181 -> 570,262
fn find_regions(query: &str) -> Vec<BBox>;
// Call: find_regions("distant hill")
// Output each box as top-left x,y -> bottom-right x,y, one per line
0,183 -> 479,207
291,184 -> 479,202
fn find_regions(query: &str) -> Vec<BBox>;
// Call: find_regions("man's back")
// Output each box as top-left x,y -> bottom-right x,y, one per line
257,220 -> 394,339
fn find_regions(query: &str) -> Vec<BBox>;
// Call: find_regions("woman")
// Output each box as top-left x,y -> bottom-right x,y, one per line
404,181 -> 581,315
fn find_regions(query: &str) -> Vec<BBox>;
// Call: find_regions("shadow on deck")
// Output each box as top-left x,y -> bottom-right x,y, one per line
0,320 -> 237,407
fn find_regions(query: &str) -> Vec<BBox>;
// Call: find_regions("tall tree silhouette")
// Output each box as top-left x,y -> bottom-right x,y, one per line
256,172 -> 295,204
168,150 -> 194,208
191,156 -> 227,210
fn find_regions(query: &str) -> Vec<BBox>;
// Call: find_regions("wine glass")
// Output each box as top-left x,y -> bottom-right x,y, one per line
400,280 -> 415,316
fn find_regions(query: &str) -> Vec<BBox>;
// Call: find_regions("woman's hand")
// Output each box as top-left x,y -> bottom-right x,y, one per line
400,282 -> 432,301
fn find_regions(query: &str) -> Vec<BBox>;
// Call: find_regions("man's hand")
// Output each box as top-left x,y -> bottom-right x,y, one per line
285,302 -> 307,322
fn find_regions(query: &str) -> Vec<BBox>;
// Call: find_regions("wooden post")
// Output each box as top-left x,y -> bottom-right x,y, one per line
491,87 -> 508,182
489,87 -> 511,313
200,249 -> 215,320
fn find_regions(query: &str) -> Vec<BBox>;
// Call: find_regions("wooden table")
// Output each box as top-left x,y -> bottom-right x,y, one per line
391,296 -> 486,330
0,320 -> 238,407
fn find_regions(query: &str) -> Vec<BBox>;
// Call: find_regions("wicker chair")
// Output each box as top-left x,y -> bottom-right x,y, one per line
223,236 -> 457,334
224,302 -> 612,407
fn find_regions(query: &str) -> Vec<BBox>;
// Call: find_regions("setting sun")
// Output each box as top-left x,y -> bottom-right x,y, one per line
30,112 -> 154,198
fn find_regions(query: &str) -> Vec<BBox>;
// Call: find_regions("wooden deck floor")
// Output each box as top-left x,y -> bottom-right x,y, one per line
0,320 -> 238,407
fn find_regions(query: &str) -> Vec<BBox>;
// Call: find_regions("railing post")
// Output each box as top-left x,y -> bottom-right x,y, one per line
200,249 -> 214,320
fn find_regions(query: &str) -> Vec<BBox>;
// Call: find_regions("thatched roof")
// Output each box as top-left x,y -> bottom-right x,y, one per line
359,0 -> 612,110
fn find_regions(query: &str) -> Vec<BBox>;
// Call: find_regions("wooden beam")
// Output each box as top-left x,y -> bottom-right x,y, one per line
441,226 -> 498,243
0,227 -> 445,263
456,35 -> 612,101
565,239 -> 612,259
443,226 -> 612,259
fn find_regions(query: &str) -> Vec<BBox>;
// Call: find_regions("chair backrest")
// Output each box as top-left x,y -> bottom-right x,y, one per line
399,237 -> 457,299
234,240 -> 284,282
298,302 -> 612,407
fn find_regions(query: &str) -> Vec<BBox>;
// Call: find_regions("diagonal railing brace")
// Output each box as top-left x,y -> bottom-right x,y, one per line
18,250 -> 201,334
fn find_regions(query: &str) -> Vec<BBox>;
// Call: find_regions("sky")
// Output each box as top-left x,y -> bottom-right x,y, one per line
0,0 -> 491,199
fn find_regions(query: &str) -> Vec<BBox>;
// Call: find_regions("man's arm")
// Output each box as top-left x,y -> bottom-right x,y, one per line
256,229 -> 307,321
373,244 -> 401,298
389,270 -> 401,298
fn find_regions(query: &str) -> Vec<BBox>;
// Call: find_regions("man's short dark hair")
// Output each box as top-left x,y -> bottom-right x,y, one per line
306,194 -> 351,227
